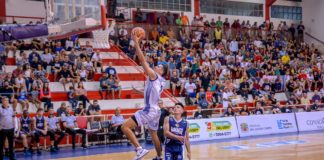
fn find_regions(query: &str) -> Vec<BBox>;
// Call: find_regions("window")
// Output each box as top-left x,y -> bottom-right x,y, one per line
117,0 -> 191,12
271,5 -> 302,20
200,0 -> 263,17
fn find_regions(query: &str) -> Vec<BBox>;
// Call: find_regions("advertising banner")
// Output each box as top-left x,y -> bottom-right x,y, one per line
188,117 -> 239,142
236,113 -> 298,137
296,111 -> 324,131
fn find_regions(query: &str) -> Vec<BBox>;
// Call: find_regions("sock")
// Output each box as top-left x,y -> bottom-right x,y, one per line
136,147 -> 142,151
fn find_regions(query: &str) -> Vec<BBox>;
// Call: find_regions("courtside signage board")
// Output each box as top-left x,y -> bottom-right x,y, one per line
236,113 -> 298,137
296,111 -> 324,131
188,117 -> 239,142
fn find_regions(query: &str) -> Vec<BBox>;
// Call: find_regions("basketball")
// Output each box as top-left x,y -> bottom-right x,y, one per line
132,27 -> 146,39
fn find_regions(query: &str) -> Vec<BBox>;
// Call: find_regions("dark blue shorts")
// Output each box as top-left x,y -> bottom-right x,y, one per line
165,144 -> 184,160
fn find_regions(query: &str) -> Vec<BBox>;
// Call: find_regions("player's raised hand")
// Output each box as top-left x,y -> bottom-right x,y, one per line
131,31 -> 140,44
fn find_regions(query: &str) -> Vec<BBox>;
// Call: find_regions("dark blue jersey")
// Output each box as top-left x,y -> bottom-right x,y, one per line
35,116 -> 45,130
20,117 -> 31,132
165,117 -> 187,146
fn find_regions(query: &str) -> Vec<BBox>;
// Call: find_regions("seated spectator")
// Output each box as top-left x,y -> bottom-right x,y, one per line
272,101 -> 281,114
253,102 -> 264,115
111,107 -> 124,133
75,103 -> 86,116
58,64 -> 75,91
310,100 -> 322,111
300,93 -> 311,110
170,71 -> 183,96
311,90 -> 321,102
222,88 -> 234,108
240,104 -> 250,116
224,106 -> 236,117
99,73 -> 109,99
0,81 -> 18,110
104,62 -> 117,77
87,100 -> 101,116
239,77 -> 250,99
17,85 -> 29,111
56,102 -> 68,117
40,82 -> 52,111
91,50 -> 103,73
107,75 -> 121,99
194,107 -> 203,119
197,89 -> 209,109
75,82 -> 90,108
280,104 -> 293,113
67,86 -> 78,110
29,85 -> 41,109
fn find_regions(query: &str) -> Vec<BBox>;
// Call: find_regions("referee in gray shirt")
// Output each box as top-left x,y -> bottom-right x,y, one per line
0,97 -> 16,160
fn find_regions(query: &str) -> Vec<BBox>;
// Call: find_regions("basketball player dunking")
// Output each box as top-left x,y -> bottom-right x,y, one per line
121,30 -> 166,160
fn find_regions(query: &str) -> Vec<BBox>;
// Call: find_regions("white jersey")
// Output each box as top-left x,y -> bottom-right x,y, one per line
143,74 -> 166,113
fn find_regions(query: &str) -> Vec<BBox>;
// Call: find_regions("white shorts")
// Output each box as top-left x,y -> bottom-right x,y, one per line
134,107 -> 161,131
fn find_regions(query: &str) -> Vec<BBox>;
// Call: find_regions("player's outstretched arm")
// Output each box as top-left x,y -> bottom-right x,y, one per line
132,32 -> 157,80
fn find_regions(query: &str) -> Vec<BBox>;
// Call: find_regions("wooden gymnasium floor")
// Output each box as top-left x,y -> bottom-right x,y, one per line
56,132 -> 324,160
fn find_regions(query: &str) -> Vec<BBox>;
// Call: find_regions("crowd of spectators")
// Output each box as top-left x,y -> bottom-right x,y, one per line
0,37 -> 121,112
114,14 -> 323,117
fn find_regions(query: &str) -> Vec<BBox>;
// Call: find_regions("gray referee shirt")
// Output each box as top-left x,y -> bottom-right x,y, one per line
0,106 -> 15,130
62,116 -> 76,128
47,117 -> 59,130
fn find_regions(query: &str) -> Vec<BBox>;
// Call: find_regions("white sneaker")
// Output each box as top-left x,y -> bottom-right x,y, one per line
133,148 -> 149,160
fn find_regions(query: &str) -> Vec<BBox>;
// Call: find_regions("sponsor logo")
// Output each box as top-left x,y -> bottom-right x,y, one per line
209,132 -> 231,138
240,123 -> 249,133
277,119 -> 293,129
306,117 -> 324,129
189,123 -> 200,134
206,121 -> 232,132
240,123 -> 272,133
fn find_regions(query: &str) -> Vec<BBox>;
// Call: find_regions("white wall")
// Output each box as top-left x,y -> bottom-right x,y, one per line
302,0 -> 324,43
6,0 -> 46,23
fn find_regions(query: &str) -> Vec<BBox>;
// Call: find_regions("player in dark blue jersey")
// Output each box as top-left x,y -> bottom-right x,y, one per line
32,108 -> 47,155
164,103 -> 191,160
16,110 -> 32,155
